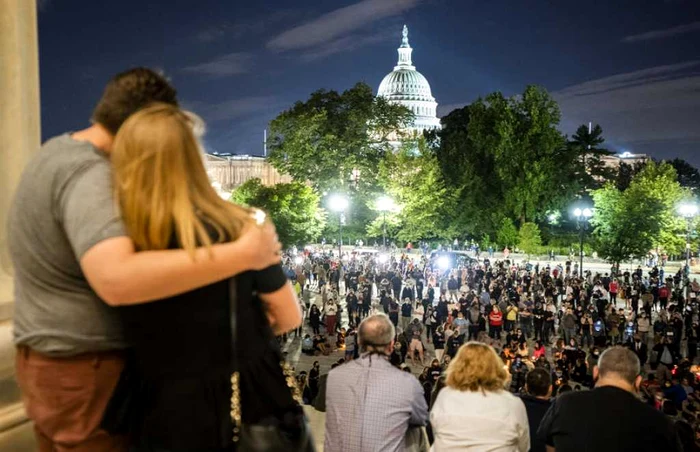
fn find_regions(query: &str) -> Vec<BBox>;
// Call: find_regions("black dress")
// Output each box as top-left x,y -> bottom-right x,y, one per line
117,264 -> 296,452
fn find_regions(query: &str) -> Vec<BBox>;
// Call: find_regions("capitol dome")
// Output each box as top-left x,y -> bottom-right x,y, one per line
377,25 -> 441,133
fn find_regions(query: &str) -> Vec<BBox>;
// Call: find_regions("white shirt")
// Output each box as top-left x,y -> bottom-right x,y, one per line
430,387 -> 529,452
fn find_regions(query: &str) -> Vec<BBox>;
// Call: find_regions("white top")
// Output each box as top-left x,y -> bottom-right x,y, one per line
430,387 -> 529,452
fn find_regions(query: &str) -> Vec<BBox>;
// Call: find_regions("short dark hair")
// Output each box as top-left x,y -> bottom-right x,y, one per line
91,67 -> 178,135
526,368 -> 551,397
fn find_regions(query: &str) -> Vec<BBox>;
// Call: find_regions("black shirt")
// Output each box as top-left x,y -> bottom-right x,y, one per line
118,264 -> 291,451
520,395 -> 551,452
538,386 -> 682,452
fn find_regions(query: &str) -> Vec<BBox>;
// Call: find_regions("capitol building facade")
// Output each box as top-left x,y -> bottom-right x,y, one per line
377,25 -> 441,134
205,25 -> 439,194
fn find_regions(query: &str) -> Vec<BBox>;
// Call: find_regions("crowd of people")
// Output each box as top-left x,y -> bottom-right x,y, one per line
288,248 -> 700,450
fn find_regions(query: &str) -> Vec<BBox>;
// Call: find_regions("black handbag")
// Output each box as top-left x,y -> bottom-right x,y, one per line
228,278 -> 316,452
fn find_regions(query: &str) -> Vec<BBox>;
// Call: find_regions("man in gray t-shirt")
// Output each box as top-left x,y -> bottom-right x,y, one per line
9,68 -> 282,450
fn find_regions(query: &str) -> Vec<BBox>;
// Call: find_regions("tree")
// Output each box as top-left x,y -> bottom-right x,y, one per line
230,179 -> 326,247
615,161 -> 647,191
591,161 -> 691,264
568,124 -> 615,192
667,158 -> 700,194
267,82 -> 413,193
518,222 -> 542,256
496,218 -> 518,249
429,85 -> 573,237
376,138 -> 456,242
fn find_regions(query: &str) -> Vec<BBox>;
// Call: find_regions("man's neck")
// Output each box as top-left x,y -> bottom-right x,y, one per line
70,123 -> 113,153
596,377 -> 636,394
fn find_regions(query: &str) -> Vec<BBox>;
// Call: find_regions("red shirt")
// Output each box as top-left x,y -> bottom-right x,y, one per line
489,311 -> 503,326
609,281 -> 618,293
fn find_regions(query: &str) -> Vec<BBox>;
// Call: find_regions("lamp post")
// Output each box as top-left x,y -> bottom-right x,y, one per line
678,203 -> 698,277
329,194 -> 349,258
377,195 -> 396,249
573,207 -> 593,278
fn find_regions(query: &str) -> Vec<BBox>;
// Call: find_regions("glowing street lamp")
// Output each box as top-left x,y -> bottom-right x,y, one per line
678,203 -> 698,274
329,194 -> 349,257
573,207 -> 594,278
377,195 -> 397,248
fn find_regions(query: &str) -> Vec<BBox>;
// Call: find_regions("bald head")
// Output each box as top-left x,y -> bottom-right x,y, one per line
597,346 -> 640,385
358,314 -> 395,354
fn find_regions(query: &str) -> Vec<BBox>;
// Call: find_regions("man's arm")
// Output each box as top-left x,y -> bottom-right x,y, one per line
408,379 -> 429,426
82,224 -> 281,306
63,160 -> 280,305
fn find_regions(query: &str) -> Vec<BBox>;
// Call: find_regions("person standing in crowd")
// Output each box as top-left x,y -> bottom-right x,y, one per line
324,314 -> 428,452
430,342 -> 530,451
488,305 -> 504,340
8,69 -> 282,451
309,303 -> 322,335
519,369 -> 552,452
538,347 -> 682,451
324,298 -> 338,336
400,298 -> 413,333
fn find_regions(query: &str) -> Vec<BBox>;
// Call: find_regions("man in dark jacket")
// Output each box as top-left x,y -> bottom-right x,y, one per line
520,368 -> 552,452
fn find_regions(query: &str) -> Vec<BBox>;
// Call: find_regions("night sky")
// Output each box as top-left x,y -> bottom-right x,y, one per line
38,0 -> 700,166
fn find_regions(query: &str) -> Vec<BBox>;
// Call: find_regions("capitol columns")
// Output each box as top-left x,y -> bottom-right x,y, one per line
0,0 -> 41,318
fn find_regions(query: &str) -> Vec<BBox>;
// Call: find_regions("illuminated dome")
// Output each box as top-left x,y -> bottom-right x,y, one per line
377,25 -> 441,133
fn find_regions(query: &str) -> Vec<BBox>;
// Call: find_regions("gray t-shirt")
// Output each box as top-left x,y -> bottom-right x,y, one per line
8,134 -> 128,356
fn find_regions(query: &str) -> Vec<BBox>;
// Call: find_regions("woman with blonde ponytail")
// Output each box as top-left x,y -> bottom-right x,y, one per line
109,103 -> 303,451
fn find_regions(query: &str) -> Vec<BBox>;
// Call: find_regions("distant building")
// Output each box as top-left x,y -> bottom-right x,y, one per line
600,151 -> 649,169
377,25 -> 441,139
204,154 -> 292,198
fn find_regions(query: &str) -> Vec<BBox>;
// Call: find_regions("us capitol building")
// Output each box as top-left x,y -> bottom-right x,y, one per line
206,25 -> 440,194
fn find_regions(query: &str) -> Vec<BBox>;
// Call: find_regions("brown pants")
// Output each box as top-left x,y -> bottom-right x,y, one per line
15,346 -> 128,452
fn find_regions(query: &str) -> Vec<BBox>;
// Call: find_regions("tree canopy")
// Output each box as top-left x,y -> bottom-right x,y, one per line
230,179 -> 326,247
267,82 -> 413,193
375,138 -> 456,242
591,161 -> 691,264
430,85 -> 572,237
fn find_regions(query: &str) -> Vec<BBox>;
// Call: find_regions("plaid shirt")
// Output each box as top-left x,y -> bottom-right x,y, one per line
324,353 -> 428,452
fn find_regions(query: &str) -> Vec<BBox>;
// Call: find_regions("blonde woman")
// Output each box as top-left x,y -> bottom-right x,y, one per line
110,104 -> 302,451
430,342 -> 530,451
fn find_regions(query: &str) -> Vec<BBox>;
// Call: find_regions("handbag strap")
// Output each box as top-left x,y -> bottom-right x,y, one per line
228,277 -> 242,443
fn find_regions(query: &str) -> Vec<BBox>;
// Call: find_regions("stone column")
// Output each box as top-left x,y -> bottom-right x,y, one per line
0,0 -> 41,319
0,0 -> 40,430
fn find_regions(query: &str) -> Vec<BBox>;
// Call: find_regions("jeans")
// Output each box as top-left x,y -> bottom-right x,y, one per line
563,327 -> 577,344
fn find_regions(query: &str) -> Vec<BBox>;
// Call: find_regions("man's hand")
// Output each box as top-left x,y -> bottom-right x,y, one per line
238,222 -> 283,270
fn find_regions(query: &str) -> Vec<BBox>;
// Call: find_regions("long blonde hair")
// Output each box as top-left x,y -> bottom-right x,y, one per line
112,103 -> 251,256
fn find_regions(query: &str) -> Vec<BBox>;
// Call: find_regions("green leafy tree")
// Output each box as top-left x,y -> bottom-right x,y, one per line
267,82 -> 413,193
496,217 -> 518,249
376,138 -> 456,242
231,179 -> 326,247
518,222 -> 542,256
591,161 -> 690,264
429,85 -> 573,236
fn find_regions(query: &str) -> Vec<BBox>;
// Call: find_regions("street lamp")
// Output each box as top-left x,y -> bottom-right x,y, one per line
329,194 -> 349,258
377,195 -> 396,248
678,203 -> 698,275
573,207 -> 593,278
